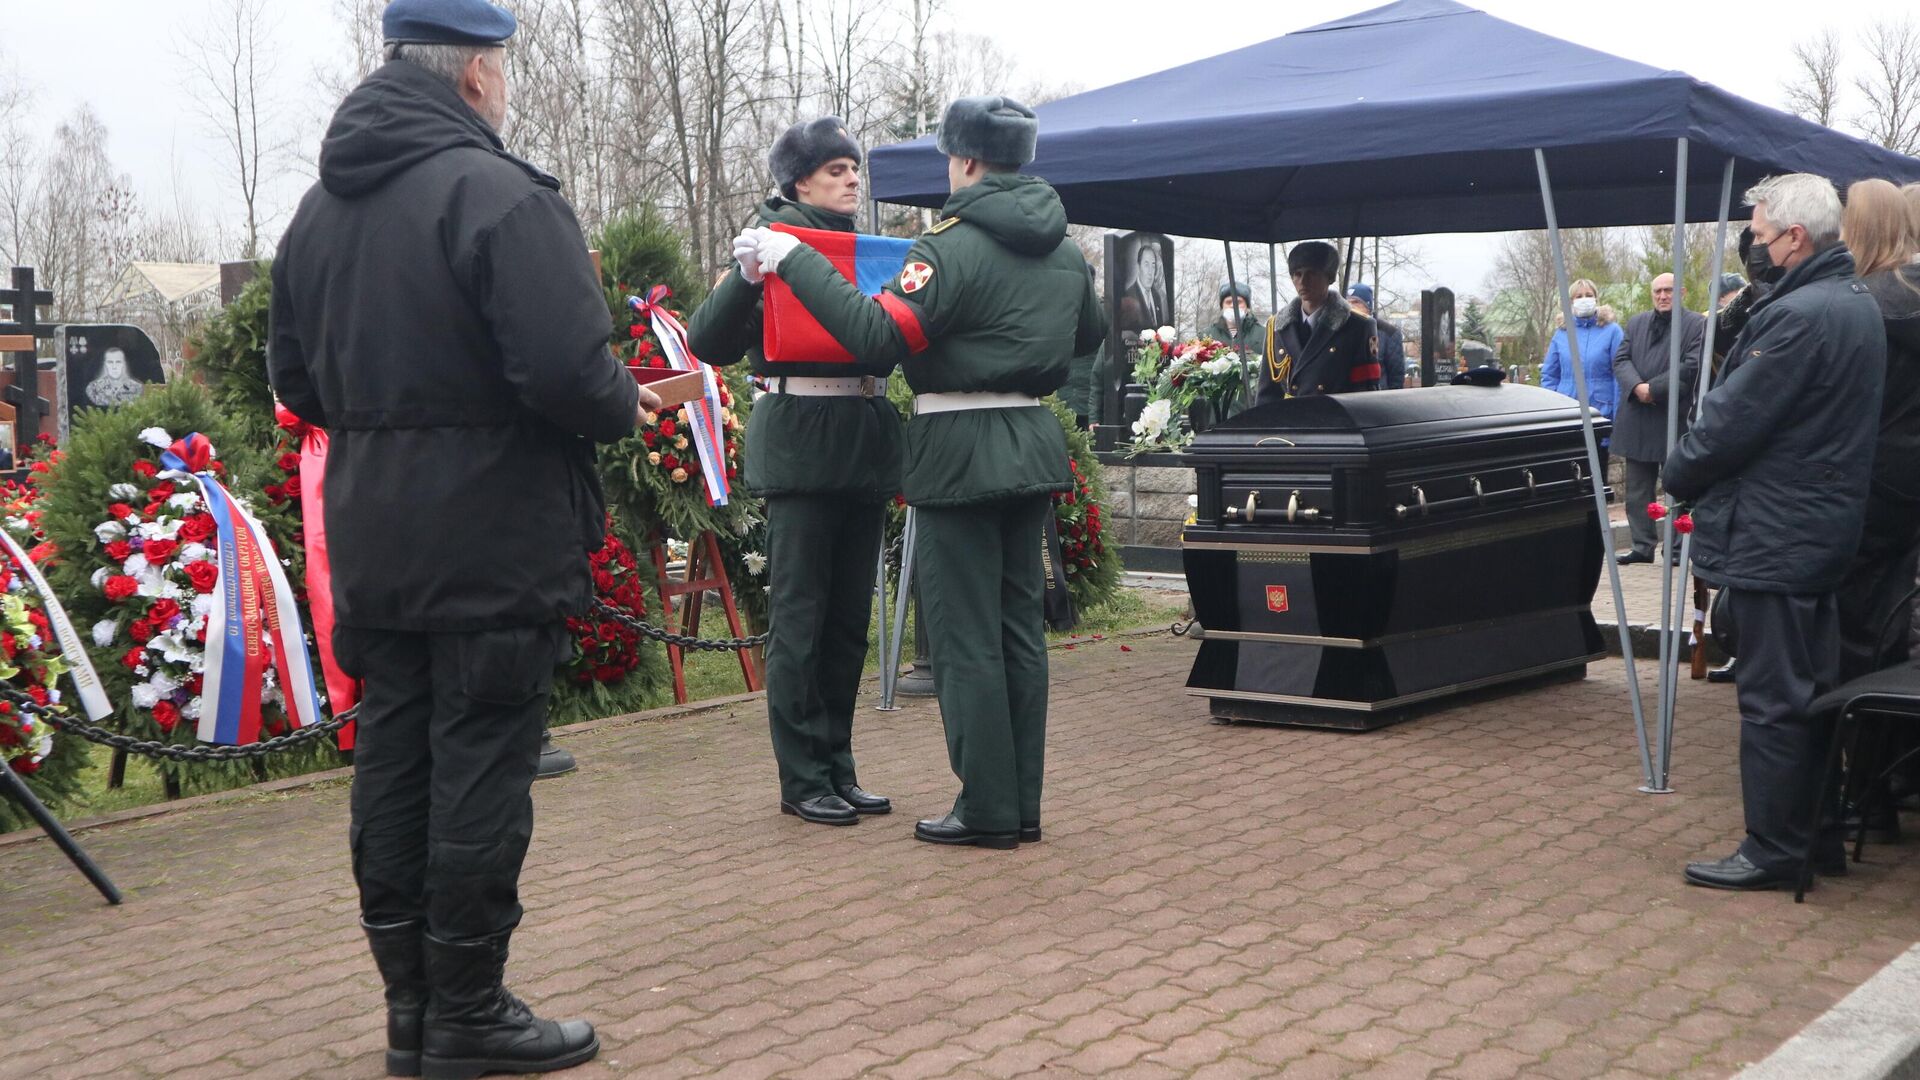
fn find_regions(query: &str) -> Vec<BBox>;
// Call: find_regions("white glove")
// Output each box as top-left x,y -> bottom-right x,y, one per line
731,229 -> 764,284
753,228 -> 803,277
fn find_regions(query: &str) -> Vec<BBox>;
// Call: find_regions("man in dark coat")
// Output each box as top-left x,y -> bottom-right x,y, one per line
269,1 -> 647,1072
1204,278 -> 1264,363
687,117 -> 902,828
1257,242 -> 1381,403
1613,272 -> 1707,564
1345,283 -> 1403,389
1664,174 -> 1887,892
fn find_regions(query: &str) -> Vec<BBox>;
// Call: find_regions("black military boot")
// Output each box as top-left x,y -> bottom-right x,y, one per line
420,933 -> 599,1079
362,919 -> 428,1077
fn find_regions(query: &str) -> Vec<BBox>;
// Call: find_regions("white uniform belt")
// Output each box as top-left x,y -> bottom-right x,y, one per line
767,376 -> 884,397
915,392 -> 1045,415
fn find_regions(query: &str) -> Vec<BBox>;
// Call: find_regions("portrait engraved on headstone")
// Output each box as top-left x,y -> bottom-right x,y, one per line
54,325 -> 168,441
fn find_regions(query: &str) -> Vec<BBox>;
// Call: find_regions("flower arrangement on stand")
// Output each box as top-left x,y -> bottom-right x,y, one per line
1128,331 -> 1251,454
34,381 -> 335,796
0,536 -> 87,832
1047,396 -> 1123,613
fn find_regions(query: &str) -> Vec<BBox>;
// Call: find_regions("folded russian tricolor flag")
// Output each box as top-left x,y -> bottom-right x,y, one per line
763,223 -> 914,363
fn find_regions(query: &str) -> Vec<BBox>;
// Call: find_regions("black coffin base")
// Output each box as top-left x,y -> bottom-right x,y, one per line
1200,661 -> 1592,731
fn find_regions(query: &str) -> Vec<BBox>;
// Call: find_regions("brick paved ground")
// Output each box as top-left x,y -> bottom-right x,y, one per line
4,629 -> 1917,1079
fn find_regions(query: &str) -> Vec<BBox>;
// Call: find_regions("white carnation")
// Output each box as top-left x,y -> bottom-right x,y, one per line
1156,325 -> 1177,344
109,483 -> 142,500
138,427 -> 174,449
124,553 -> 150,576
91,567 -> 111,589
182,698 -> 203,720
130,684 -> 162,709
94,521 -> 127,544
168,493 -> 202,511
147,670 -> 181,695
181,542 -> 212,563
91,620 -> 117,648
191,594 -> 217,619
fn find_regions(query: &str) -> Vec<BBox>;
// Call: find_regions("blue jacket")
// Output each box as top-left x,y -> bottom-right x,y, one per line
1541,314 -> 1624,420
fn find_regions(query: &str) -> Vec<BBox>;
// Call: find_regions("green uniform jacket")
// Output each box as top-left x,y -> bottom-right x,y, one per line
685,197 -> 904,502
774,173 -> 1105,507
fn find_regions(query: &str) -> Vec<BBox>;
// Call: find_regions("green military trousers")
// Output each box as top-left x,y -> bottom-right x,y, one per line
763,495 -> 885,803
916,495 -> 1053,833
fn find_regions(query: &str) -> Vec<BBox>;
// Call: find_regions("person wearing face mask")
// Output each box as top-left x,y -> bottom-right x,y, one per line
686,117 -> 904,830
1204,279 -> 1266,363
1540,279 -> 1625,474
1257,241 -> 1382,402
1612,273 -> 1706,565
1665,173 -> 1887,892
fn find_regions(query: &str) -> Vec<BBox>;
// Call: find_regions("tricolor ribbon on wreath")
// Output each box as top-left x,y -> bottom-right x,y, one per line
0,530 -> 114,722
630,286 -> 732,508
157,432 -> 324,746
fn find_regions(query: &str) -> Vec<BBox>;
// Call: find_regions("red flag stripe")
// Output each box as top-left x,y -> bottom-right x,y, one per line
878,292 -> 931,355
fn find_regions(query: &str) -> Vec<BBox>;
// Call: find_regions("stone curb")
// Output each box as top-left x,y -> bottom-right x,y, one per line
1736,943 -> 1920,1079
0,689 -> 769,850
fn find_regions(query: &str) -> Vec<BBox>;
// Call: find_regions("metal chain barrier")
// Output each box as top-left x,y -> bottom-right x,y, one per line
592,599 -> 769,651
0,683 -> 356,762
1171,619 -> 1197,637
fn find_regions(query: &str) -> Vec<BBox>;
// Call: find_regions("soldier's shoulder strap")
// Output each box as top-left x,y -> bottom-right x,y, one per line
925,216 -> 962,235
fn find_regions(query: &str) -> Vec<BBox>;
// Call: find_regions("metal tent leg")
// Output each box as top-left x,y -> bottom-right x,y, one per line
874,522 -> 898,711
1,765 -> 123,905
1648,137 -> 1690,795
1534,147 -> 1658,792
881,509 -> 918,710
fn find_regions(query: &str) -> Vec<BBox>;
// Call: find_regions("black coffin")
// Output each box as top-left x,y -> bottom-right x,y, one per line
1182,385 -> 1608,729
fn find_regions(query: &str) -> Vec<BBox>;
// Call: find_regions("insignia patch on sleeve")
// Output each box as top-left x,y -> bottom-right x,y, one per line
901,262 -> 934,294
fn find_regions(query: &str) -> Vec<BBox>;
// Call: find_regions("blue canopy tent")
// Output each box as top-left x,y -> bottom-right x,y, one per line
868,0 -> 1920,238
866,0 -> 1920,803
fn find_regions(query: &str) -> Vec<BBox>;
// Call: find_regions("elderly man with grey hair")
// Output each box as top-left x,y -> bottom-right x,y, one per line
1664,173 -> 1887,892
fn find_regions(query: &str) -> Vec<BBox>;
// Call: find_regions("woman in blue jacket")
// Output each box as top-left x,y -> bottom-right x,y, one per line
1541,278 -> 1625,459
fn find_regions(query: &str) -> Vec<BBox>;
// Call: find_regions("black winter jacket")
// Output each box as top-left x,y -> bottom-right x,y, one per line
1611,307 -> 1706,463
1861,265 -> 1920,508
269,60 -> 638,631
1664,246 -> 1887,594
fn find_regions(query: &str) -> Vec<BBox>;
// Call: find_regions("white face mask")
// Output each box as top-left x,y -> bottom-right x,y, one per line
1221,304 -> 1241,328
1571,297 -> 1598,318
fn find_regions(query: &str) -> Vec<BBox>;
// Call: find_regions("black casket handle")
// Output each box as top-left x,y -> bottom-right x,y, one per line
1286,489 -> 1322,523
1225,490 -> 1260,521
1394,485 -> 1429,520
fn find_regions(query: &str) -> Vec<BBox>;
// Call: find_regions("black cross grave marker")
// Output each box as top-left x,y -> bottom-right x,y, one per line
0,266 -> 55,451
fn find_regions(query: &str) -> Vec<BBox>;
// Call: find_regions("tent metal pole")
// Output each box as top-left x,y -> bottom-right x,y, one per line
1268,244 -> 1280,315
1534,148 -> 1658,791
873,525 -> 897,711
1649,137 -> 1689,794
1223,241 -> 1254,405
1658,156 -> 1736,788
1340,236 -> 1357,294
885,509 -> 917,708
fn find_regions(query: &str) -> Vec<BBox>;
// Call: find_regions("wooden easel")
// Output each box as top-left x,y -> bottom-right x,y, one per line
646,530 -> 763,704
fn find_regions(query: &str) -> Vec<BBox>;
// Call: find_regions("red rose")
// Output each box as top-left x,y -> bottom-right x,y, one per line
143,502 -> 165,518
149,482 -> 176,501
660,454 -> 680,470
107,503 -> 135,521
592,570 -> 614,593
179,515 -> 216,543
188,674 -> 204,695
131,460 -> 159,478
659,419 -> 677,437
103,575 -> 140,602
129,619 -> 155,644
143,538 -> 179,562
594,665 -> 624,683
149,598 -> 183,624
184,562 -> 220,594
120,646 -> 145,670
105,540 -> 133,562
152,700 -> 181,732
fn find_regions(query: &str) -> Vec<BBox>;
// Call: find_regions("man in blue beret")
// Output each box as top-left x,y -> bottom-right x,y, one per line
270,1 -> 648,1075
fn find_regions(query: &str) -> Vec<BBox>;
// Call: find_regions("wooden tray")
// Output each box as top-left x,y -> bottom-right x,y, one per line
629,366 -> 708,410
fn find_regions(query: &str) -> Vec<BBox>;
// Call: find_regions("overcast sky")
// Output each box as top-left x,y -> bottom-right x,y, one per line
9,0 -> 1920,297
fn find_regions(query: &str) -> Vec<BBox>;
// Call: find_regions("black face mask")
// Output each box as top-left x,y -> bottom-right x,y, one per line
1746,235 -> 1785,285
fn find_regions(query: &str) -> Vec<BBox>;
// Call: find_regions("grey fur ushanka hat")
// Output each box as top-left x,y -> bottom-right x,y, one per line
769,117 -> 862,199
936,96 -> 1039,167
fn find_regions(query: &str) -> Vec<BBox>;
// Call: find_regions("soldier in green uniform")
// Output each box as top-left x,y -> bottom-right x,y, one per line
686,117 -> 903,827
736,96 -> 1105,849
1204,278 -> 1265,364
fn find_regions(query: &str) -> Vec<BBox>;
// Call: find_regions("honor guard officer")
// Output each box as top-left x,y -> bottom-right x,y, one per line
270,0 -> 651,1074
735,96 -> 1106,849
686,118 -> 902,828
1258,241 -> 1383,402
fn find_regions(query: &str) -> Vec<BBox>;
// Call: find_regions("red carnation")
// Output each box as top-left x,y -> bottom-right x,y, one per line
129,619 -> 155,644
1646,502 -> 1668,522
151,700 -> 181,732
30,540 -> 58,566
1675,513 -> 1695,535
143,538 -> 179,562
659,419 -> 677,437
184,561 -> 220,594
131,460 -> 159,478
120,646 -> 145,670
103,575 -> 139,602
25,685 -> 47,706
149,482 -> 177,501
179,515 -> 216,544
107,503 -> 135,521
105,540 -> 133,562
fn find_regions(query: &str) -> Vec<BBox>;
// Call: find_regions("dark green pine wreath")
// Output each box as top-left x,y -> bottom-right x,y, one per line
35,380 -> 335,795
1047,395 -> 1124,613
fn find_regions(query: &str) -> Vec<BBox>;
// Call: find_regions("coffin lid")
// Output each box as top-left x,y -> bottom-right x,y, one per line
1188,384 -> 1596,456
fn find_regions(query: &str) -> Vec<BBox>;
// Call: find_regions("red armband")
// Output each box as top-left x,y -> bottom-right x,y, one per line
877,292 -> 931,355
